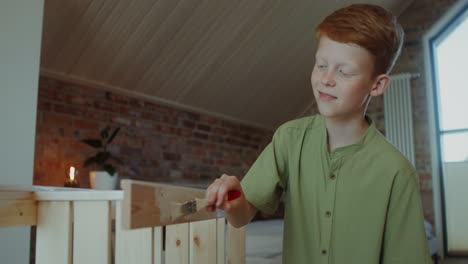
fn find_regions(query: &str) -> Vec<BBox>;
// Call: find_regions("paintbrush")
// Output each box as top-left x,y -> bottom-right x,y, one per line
171,190 -> 241,220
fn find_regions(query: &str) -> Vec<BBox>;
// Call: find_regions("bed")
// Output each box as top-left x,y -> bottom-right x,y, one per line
246,219 -> 283,264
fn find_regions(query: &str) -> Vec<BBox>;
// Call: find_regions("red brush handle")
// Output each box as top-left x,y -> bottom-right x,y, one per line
227,190 -> 241,201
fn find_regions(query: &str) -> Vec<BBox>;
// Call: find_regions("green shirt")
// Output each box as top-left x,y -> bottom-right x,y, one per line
241,115 -> 431,264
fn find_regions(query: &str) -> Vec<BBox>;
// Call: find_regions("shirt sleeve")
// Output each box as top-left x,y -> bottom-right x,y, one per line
381,169 -> 432,264
240,126 -> 288,215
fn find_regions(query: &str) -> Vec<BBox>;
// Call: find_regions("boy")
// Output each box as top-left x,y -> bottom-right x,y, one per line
206,4 -> 431,263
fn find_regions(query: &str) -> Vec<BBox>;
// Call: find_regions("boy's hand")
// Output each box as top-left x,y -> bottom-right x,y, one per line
206,174 -> 244,213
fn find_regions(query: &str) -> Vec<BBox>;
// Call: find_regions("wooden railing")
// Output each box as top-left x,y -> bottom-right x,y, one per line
0,183 -> 245,264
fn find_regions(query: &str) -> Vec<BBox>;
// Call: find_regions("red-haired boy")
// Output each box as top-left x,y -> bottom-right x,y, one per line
206,4 -> 431,263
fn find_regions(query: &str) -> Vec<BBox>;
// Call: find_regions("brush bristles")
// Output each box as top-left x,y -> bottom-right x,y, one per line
171,198 -> 210,220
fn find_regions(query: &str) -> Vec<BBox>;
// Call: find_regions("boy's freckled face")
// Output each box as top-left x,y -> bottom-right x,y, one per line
311,36 -> 376,119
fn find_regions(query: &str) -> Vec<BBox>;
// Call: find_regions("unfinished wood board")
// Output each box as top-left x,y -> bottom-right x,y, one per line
121,179 -> 217,228
35,189 -> 123,201
165,223 -> 189,264
190,219 -> 217,264
0,200 -> 37,227
115,201 -> 152,264
227,224 -> 246,264
36,201 -> 72,264
73,201 -> 110,264
0,189 -> 34,200
217,218 -> 226,264
0,189 -> 37,227
153,227 -> 163,264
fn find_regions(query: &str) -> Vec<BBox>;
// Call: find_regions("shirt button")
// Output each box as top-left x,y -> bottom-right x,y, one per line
325,211 -> 332,217
330,174 -> 336,180
321,249 -> 327,255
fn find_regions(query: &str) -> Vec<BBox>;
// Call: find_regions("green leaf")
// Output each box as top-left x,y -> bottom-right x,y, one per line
101,126 -> 110,139
107,127 -> 121,145
81,139 -> 103,148
96,151 -> 111,163
83,157 -> 98,167
103,163 -> 116,176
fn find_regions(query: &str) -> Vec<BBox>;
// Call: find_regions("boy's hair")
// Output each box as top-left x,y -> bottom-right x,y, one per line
316,4 -> 404,76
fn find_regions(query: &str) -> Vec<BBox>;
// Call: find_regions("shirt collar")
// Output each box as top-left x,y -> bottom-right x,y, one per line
320,115 -> 378,157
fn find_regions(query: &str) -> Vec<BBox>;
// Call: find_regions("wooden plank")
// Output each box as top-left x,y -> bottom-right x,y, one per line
0,200 -> 37,227
0,189 -> 34,200
121,179 -> 217,228
115,201 -> 152,264
190,219 -> 217,264
36,201 -> 72,264
35,189 -> 123,201
153,227 -> 163,264
217,218 -> 226,264
227,223 -> 246,264
73,201 -> 110,264
165,223 -> 189,264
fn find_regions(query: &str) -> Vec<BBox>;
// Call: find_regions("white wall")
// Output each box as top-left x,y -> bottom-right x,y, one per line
0,0 -> 44,263
444,161 -> 468,253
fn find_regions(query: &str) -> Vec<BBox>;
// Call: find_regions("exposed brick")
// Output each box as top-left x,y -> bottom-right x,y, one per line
43,112 -> 73,127
179,128 -> 192,137
193,132 -> 209,140
197,124 -> 211,132
111,116 -> 132,126
35,76 -> 272,190
73,119 -> 99,130
37,100 -> 52,112
193,148 -> 206,156
200,115 -> 218,125
212,127 -> 227,135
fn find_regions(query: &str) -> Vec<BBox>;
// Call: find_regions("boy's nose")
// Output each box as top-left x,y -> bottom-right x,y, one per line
321,71 -> 336,87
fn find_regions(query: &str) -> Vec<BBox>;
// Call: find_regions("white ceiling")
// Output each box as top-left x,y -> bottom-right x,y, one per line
40,0 -> 413,130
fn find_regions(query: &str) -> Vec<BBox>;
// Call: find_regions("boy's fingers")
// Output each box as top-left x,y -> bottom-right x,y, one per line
206,174 -> 241,209
206,205 -> 216,212
216,184 -> 228,207
206,179 -> 221,204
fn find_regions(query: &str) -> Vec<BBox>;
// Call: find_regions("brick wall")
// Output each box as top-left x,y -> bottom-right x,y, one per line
34,76 -> 272,188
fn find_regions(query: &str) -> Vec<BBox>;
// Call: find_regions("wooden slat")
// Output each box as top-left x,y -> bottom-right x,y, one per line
36,201 -> 72,264
0,199 -> 37,227
0,189 -> 34,199
35,189 -> 123,201
115,201 -> 152,264
217,218 -> 226,264
227,223 -> 246,264
153,227 -> 163,264
73,201 -> 110,264
190,219 -> 217,264
121,179 -> 217,228
165,223 -> 189,264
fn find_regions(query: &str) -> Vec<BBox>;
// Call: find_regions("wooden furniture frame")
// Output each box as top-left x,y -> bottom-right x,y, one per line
0,184 -> 245,264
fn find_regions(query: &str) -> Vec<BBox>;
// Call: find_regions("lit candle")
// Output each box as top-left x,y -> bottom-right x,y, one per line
64,166 -> 80,188
69,166 -> 75,181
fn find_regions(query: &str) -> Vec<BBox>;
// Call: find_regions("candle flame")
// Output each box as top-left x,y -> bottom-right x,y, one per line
69,166 -> 75,181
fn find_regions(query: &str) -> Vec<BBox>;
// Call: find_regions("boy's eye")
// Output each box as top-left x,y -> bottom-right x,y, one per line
339,69 -> 352,76
317,64 -> 327,70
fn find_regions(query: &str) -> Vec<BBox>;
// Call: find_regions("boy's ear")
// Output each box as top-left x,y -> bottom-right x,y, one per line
370,74 -> 391,97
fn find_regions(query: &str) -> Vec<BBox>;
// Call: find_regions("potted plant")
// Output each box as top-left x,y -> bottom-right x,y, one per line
81,126 -> 123,190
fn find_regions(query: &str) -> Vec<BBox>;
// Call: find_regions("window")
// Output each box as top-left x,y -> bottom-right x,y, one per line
428,2 -> 468,257
435,15 -> 468,162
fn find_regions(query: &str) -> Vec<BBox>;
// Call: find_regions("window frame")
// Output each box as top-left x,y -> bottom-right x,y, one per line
423,0 -> 468,258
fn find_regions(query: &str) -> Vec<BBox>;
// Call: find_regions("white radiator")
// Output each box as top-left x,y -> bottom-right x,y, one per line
383,73 -> 416,166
